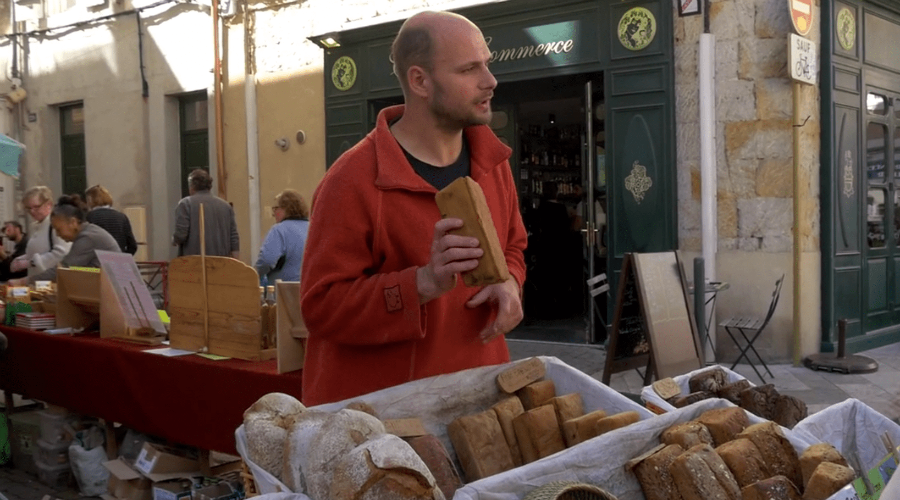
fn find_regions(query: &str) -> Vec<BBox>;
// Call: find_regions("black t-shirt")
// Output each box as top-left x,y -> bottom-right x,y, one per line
402,137 -> 471,190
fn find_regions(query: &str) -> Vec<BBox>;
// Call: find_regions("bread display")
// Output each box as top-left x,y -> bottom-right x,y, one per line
561,409 -> 608,447
696,407 -> 750,447
802,461 -> 855,500
242,392 -> 306,480
596,411 -> 641,436
517,380 -> 556,410
799,442 -> 849,488
512,404 -> 566,464
447,409 -> 515,482
491,396 -> 525,466
406,435 -> 463,500
669,443 -> 741,500
330,433 -> 443,500
736,421 -> 802,488
715,438 -> 770,487
660,420 -> 713,449
629,443 -> 684,500
741,475 -> 802,500
740,385 -> 809,428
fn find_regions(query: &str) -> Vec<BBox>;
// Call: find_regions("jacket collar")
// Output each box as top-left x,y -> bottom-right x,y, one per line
373,105 -> 512,191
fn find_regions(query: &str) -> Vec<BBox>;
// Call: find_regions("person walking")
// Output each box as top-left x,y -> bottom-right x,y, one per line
299,11 -> 527,405
9,186 -> 71,277
254,189 -> 309,286
172,169 -> 240,258
85,185 -> 138,255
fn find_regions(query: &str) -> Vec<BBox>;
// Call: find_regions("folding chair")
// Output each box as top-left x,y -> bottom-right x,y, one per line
719,274 -> 784,384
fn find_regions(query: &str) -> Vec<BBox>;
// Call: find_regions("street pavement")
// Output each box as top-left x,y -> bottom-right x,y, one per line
1,339 -> 898,499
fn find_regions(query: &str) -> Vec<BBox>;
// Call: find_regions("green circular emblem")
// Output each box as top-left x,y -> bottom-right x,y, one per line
837,7 -> 856,51
331,56 -> 357,91
618,7 -> 657,51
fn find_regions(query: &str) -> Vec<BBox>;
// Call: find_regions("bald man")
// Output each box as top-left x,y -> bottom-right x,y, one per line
300,11 -> 527,405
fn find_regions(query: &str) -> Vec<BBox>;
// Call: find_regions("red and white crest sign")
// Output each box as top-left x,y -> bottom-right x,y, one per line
790,0 -> 813,36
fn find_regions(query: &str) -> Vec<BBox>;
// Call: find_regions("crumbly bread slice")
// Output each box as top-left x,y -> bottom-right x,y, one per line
696,407 -> 750,446
736,421 -> 802,489
660,421 -> 714,450
799,443 -> 849,489
716,438 -> 771,487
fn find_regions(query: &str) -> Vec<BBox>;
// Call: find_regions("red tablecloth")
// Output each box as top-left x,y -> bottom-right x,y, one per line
0,326 -> 303,454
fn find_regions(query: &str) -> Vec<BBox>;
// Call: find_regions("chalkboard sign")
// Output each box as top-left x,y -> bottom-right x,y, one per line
602,252 -> 702,384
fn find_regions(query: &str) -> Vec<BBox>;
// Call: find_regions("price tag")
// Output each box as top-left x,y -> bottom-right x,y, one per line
497,357 -> 546,393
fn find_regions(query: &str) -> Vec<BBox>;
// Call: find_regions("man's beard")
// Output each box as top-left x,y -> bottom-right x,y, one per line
429,79 -> 491,132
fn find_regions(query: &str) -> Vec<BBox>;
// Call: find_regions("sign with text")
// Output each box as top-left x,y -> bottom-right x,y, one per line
789,33 -> 817,85
789,0 -> 813,36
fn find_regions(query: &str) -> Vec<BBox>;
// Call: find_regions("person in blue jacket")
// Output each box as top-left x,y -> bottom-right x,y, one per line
255,189 -> 309,286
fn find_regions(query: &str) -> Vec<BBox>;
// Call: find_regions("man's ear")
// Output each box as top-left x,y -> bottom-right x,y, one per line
406,65 -> 431,99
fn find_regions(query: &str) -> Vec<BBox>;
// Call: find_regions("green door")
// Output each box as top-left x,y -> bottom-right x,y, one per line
179,93 -> 209,197
60,104 -> 86,197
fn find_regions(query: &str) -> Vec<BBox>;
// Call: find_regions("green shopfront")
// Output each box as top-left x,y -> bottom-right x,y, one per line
823,0 -> 900,353
316,0 -> 677,344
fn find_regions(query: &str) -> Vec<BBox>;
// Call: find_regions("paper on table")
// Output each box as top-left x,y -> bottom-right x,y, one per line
197,353 -> 230,361
144,347 -> 194,357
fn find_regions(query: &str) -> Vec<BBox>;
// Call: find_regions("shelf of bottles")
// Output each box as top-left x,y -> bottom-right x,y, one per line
519,123 -> 583,200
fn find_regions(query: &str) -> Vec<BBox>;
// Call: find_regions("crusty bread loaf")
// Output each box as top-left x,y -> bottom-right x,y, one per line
631,443 -> 685,500
737,421 -> 802,488
434,176 -> 510,287
739,384 -> 780,420
596,411 -> 640,436
716,380 -> 752,405
305,409 -> 387,500
561,409 -> 607,447
660,421 -> 714,450
406,435 -> 462,500
344,401 -> 378,417
741,475 -> 802,500
689,368 -> 728,394
330,433 -> 442,500
491,396 -> 525,466
670,443 -> 740,500
243,393 -> 306,480
517,380 -> 556,410
716,438 -> 770,487
800,443 -> 849,489
772,394 -> 808,429
282,410 -> 332,492
672,391 -> 714,408
512,404 -> 566,464
447,409 -> 515,482
802,461 -> 855,500
696,407 -> 750,446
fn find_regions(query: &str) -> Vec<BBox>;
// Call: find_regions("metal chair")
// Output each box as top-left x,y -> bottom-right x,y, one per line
719,274 -> 784,383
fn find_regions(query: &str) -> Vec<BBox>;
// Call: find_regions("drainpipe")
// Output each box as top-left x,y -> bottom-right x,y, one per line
244,8 -> 261,261
699,4 -> 717,361
212,0 -> 227,198
792,81 -> 802,366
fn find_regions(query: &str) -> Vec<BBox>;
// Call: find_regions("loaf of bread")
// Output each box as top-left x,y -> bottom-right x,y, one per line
344,401 -> 378,417
550,393 -> 584,427
282,410 -> 333,492
689,368 -> 728,394
672,391 -> 714,408
512,404 -> 566,464
406,435 -> 462,500
716,438 -> 770,487
330,433 -> 442,500
737,421 -> 802,488
434,176 -> 510,286
595,411 -> 640,436
716,380 -> 752,405
670,443 -> 741,500
517,380 -> 556,410
772,394 -> 808,429
447,409 -> 515,482
799,443 -> 849,489
630,443 -> 684,500
802,461 -> 855,500
491,396 -> 525,466
739,384 -> 780,420
741,475 -> 802,500
696,407 -> 750,446
243,393 -> 306,481
660,421 -> 713,449
561,409 -> 607,447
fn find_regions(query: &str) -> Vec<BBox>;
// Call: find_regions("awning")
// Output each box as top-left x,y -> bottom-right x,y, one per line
0,133 -> 25,178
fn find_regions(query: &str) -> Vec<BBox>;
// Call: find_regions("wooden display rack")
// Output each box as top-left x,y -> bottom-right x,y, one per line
96,251 -> 167,344
56,267 -> 101,330
275,280 -> 307,373
168,256 -> 275,361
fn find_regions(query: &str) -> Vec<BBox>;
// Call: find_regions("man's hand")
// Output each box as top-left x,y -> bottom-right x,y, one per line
466,278 -> 523,343
9,256 -> 28,273
417,218 -> 483,304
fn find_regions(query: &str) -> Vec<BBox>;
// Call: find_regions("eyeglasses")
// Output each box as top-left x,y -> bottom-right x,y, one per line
25,202 -> 46,211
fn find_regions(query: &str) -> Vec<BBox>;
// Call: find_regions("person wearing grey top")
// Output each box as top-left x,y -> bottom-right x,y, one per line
172,169 -> 240,258
7,195 -> 122,285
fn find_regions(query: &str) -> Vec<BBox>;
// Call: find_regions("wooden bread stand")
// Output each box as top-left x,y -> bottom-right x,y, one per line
275,280 -> 306,373
56,267 -> 102,330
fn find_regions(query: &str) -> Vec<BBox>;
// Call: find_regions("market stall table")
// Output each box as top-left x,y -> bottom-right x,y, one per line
0,325 -> 303,455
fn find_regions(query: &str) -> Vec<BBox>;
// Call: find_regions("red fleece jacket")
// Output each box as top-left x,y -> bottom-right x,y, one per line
299,105 -> 528,406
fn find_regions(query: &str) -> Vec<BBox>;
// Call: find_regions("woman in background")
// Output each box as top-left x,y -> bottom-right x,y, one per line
10,186 -> 71,277
85,185 -> 138,255
255,189 -> 309,286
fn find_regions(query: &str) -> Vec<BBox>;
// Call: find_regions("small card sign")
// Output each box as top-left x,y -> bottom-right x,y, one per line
383,418 -> 428,438
497,357 -> 546,393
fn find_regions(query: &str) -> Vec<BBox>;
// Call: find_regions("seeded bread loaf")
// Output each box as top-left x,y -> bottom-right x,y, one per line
670,443 -> 740,500
736,421 -> 802,489
696,407 -> 750,446
447,409 -> 515,482
630,443 -> 685,500
802,461 -> 855,500
716,438 -> 771,487
741,475 -> 802,500
491,396 -> 525,466
716,380 -> 752,405
561,409 -> 607,447
660,421 -> 714,450
772,394 -> 808,429
799,443 -> 849,489
512,404 -> 566,464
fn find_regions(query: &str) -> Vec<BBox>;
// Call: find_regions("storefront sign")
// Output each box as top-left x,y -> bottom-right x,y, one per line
837,7 -> 856,51
486,37 -> 575,63
331,56 -> 357,91
618,7 -> 657,51
789,0 -> 813,37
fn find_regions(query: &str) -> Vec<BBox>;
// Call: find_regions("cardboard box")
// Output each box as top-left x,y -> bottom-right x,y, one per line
133,442 -> 201,482
8,409 -> 42,476
102,458 -> 152,500
191,482 -> 242,500
152,480 -> 194,500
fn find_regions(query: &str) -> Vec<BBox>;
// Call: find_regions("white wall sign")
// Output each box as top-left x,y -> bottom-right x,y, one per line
788,33 -> 817,85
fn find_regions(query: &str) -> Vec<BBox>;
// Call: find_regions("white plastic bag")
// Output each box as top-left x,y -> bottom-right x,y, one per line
68,429 -> 110,497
